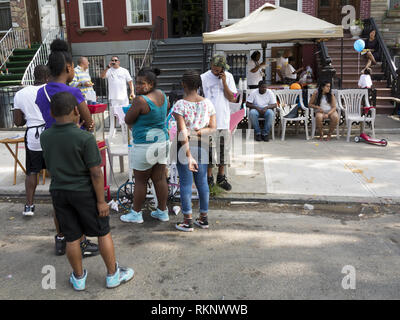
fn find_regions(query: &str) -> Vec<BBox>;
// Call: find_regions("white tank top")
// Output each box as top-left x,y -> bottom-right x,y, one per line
320,95 -> 331,114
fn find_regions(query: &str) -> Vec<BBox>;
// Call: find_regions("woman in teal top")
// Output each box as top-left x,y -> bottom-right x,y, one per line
121,68 -> 170,224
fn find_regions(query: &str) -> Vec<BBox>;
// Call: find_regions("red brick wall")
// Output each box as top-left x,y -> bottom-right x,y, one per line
64,0 -> 167,43
210,0 -> 371,31
302,0 -> 317,16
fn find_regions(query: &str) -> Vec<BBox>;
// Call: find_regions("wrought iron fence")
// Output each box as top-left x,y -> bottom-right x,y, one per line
226,53 -> 247,84
0,85 -> 24,128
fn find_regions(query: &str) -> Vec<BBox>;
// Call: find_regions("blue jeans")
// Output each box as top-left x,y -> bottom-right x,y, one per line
249,108 -> 274,136
177,147 -> 209,215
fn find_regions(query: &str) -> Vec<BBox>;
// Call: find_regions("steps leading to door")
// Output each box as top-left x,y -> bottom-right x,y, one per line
152,37 -> 203,94
324,32 -> 395,114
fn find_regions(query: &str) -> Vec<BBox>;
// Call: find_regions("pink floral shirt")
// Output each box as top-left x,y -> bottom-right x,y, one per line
173,98 -> 216,131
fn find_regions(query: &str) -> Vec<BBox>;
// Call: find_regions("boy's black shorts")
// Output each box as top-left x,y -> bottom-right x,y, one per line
51,190 -> 110,242
26,148 -> 46,175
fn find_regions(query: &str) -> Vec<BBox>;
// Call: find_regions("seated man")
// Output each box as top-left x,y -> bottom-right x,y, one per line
283,57 -> 304,85
246,80 -> 277,142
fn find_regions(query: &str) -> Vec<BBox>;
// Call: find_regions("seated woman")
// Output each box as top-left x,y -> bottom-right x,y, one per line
308,81 -> 339,141
362,29 -> 380,73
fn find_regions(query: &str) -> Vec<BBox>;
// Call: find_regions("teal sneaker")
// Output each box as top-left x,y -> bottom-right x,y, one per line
69,269 -> 87,291
106,263 -> 134,289
150,208 -> 169,222
120,209 -> 144,224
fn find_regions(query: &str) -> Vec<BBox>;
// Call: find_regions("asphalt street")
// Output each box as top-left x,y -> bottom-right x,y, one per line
0,200 -> 400,300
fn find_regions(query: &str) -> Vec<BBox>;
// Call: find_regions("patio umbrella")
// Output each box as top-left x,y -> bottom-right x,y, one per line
203,3 -> 343,44
203,3 -> 344,83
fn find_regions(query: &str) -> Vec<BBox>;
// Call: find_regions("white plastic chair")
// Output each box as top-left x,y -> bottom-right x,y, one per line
274,89 -> 309,141
337,89 -> 375,142
308,88 -> 341,140
105,105 -> 130,182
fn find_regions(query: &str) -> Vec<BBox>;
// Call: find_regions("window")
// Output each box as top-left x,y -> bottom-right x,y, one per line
78,0 -> 104,28
129,53 -> 152,79
223,0 -> 249,21
276,0 -> 302,11
0,0 -> 12,31
126,0 -> 152,26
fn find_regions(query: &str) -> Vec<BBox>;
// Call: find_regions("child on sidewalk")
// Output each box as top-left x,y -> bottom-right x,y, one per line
40,91 -> 134,291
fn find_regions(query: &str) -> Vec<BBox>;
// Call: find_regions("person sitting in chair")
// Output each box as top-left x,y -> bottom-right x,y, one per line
308,81 -> 339,141
246,80 -> 277,142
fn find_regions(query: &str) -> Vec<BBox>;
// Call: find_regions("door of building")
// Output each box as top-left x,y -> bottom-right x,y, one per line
317,0 -> 360,25
168,0 -> 206,37
25,0 -> 41,44
38,0 -> 60,41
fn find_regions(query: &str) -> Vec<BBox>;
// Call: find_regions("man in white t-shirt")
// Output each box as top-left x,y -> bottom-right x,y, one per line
246,80 -> 277,142
13,65 -> 49,216
276,49 -> 292,83
101,56 -> 134,137
201,55 -> 237,191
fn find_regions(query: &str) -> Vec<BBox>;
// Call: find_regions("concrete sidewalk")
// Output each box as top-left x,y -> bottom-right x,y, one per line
0,114 -> 399,205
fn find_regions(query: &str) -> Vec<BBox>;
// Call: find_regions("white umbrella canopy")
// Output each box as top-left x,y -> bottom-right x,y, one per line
203,3 -> 343,44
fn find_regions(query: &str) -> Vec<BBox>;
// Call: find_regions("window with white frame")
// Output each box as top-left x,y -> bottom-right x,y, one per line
126,0 -> 152,26
276,0 -> 302,11
79,0 -> 104,28
0,0 -> 12,31
223,0 -> 249,21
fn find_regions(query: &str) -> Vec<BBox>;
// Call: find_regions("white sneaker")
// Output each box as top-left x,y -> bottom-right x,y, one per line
23,205 -> 35,216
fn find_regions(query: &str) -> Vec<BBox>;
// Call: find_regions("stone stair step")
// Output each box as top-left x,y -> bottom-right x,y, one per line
375,88 -> 392,97
0,80 -> 21,87
375,104 -> 395,114
9,55 -> 34,62
387,10 -> 400,18
13,48 -> 38,56
4,61 -> 30,68
0,73 -> 24,81
159,67 -> 202,76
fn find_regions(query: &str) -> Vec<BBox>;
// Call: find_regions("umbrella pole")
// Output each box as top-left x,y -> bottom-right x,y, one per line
262,41 -> 267,80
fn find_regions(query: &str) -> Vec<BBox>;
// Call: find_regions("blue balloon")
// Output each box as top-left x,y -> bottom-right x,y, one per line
354,39 -> 365,53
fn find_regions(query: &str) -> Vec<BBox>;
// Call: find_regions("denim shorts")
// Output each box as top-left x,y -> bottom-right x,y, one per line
130,141 -> 170,171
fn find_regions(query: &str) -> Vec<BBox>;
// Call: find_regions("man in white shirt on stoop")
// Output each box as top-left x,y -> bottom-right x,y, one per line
246,80 -> 277,142
101,56 -> 135,138
201,55 -> 237,191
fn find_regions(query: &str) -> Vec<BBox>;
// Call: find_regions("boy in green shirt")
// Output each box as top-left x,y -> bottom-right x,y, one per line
41,91 -> 134,291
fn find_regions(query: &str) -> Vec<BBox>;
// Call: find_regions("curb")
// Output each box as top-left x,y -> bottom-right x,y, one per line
2,191 -> 400,207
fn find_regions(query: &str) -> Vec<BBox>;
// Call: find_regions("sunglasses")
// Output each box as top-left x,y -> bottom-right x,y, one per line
111,59 -> 119,62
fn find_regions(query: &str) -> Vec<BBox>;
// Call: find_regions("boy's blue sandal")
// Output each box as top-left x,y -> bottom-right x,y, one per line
150,208 -> 169,222
120,209 -> 144,224
70,269 -> 87,291
106,262 -> 134,289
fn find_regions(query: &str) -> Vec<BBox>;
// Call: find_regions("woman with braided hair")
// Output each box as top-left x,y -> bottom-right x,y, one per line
173,69 -> 216,232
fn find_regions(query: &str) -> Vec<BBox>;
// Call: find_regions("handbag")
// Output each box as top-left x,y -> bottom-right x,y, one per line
284,105 -> 299,118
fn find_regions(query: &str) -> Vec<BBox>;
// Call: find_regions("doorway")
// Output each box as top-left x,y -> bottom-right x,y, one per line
25,0 -> 41,44
168,0 -> 206,37
317,0 -> 360,25
38,0 -> 60,40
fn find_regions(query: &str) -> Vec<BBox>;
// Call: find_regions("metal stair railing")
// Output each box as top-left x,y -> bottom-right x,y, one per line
141,16 -> 164,70
0,28 -> 27,70
21,27 -> 64,86
363,18 -> 398,92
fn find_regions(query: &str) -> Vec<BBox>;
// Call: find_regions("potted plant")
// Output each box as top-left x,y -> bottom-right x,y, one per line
350,19 -> 364,39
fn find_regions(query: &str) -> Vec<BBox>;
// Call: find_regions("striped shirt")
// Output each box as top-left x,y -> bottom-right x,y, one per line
69,65 -> 92,97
